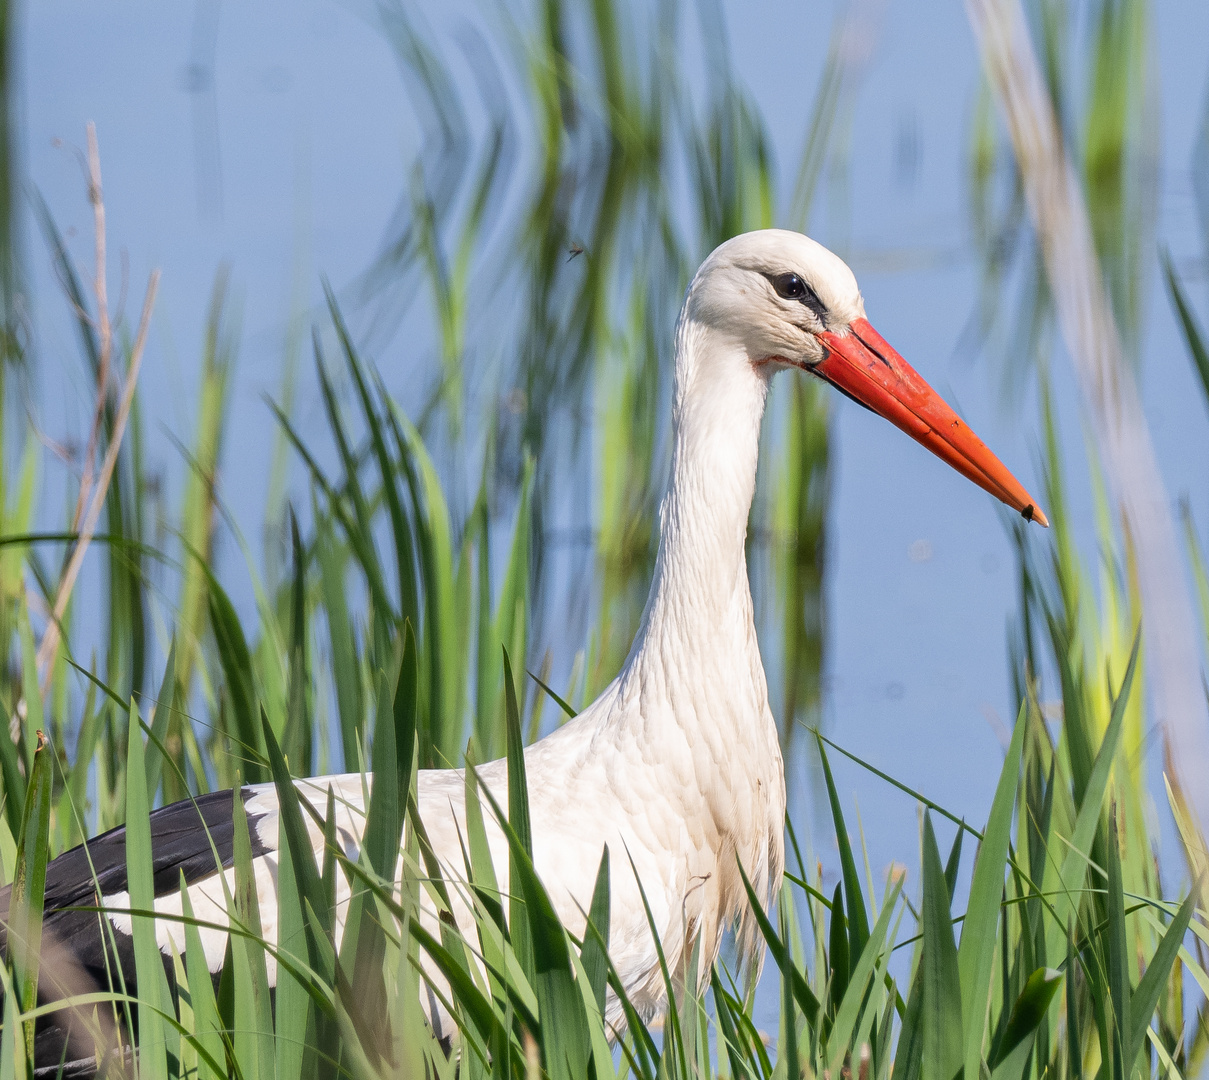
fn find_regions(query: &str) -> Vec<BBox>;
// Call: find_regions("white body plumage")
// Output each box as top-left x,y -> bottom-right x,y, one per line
124,232 -> 795,1026
20,229 -> 1047,1075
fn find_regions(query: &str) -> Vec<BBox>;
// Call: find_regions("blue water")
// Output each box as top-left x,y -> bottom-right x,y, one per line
21,0 -> 1209,1033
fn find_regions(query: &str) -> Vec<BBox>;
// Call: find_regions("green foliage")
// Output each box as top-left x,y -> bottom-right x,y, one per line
8,731 -> 49,1063
0,0 -> 1205,1076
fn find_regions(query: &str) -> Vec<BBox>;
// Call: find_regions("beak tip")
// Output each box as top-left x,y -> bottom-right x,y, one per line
1022,503 -> 1050,529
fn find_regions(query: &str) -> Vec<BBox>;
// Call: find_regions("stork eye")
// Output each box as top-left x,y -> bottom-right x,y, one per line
770,273 -> 808,301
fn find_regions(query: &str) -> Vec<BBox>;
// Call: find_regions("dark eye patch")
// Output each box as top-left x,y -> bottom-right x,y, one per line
765,272 -> 826,317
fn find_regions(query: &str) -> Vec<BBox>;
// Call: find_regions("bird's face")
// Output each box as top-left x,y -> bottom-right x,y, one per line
687,229 -> 863,371
686,229 -> 1048,526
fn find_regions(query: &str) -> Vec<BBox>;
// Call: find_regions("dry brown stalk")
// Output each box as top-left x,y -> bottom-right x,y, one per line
68,123 -> 112,541
967,0 -> 1209,833
35,125 -> 161,696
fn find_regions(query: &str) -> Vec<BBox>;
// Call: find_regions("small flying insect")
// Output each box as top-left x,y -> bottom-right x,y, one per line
567,243 -> 585,262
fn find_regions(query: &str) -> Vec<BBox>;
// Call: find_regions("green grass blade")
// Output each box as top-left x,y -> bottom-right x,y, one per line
0,952 -> 28,1078
816,731 -> 871,972
143,638 -> 178,804
563,924 -> 617,1080
527,669 -> 577,721
341,625 -> 418,1069
895,961 -> 926,1080
208,579 -> 266,783
471,762 -> 603,1078
624,845 -> 688,1072
366,621 -> 417,879
580,845 -> 610,1017
989,968 -> 1064,1080
959,701 -> 1027,1078
1161,249 -> 1209,410
124,700 -> 170,1076
1050,630 -> 1139,954
470,481 -> 497,757
311,336 -> 380,595
738,860 -> 821,1026
500,646 -> 536,992
1105,811 -> 1129,1078
313,502 -> 364,770
461,745 -> 501,906
1065,921 -> 1083,1080
59,680 -> 99,850
232,784 -> 275,1080
173,273 -> 235,724
944,827 -> 964,904
260,712 -> 340,1080
386,398 -> 461,764
1128,888 -> 1194,1066
319,786 -> 338,933
921,813 -> 963,1080
283,508 -> 311,775
271,800 -> 309,1080
407,918 -> 508,1057
18,609 -> 41,770
826,875 -> 903,1077
827,880 -> 850,1022
179,880 -> 225,1080
815,731 -> 982,840
9,728 -> 51,1061
779,902 -> 802,1080
0,694 -> 24,836
709,967 -> 750,1080
265,394 -> 394,625
494,455 -> 533,718
326,285 -> 420,628
874,980 -> 897,1080
513,833 -> 590,1080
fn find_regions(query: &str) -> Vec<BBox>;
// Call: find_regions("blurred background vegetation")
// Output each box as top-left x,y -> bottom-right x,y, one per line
2,0 -> 1209,1075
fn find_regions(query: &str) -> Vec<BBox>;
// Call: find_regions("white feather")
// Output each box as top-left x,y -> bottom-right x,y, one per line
134,229 -> 874,1029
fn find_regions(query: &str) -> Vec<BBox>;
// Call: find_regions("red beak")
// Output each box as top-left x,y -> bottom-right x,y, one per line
814,318 -> 1048,527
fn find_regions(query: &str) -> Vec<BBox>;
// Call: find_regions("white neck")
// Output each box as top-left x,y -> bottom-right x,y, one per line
621,316 -> 770,685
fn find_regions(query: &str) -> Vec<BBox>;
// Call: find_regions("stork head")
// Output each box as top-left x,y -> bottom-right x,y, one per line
685,229 -> 1048,527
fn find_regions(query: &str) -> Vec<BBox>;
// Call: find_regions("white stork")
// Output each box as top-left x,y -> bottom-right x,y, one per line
8,229 -> 1046,1075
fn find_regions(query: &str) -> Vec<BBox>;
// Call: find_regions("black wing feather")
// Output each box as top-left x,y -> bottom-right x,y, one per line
0,785 -> 275,1077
